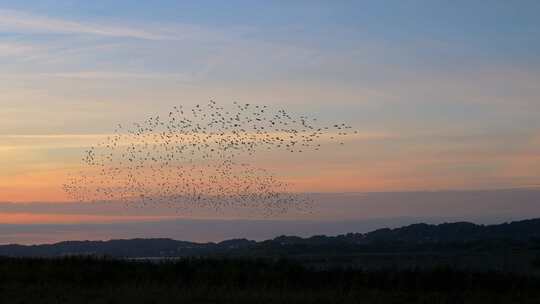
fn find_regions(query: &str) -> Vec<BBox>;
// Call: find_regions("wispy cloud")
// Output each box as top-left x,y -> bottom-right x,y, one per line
0,42 -> 37,56
0,7 -> 252,43
0,9 -> 177,40
0,134 -> 109,151
0,71 -> 195,81
40,71 -> 195,81
0,130 -> 393,151
0,212 -> 179,225
1,134 -> 109,139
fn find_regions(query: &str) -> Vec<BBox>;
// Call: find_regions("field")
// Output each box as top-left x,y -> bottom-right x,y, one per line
1,256 -> 539,304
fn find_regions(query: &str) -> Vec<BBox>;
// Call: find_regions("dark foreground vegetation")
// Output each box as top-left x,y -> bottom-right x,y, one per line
1,256 -> 539,304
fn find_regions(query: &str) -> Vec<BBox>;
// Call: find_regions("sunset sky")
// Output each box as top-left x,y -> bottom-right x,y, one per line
1,1 -> 540,240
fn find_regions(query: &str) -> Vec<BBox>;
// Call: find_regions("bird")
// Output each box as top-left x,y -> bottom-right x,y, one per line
63,100 -> 357,216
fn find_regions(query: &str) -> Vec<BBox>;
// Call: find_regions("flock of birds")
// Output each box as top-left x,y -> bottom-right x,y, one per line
63,100 -> 357,215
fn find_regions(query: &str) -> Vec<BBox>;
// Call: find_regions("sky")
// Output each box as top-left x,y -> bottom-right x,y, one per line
1,1 -> 540,242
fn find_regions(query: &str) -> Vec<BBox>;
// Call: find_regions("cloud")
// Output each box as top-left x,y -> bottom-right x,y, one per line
1,188 -> 540,223
0,134 -> 109,151
0,212 -> 178,225
0,42 -> 37,56
0,9 -> 177,40
33,71 -> 195,81
1,134 -> 108,139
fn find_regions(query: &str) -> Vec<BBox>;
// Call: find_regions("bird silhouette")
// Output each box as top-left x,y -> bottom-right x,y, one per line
63,100 -> 357,216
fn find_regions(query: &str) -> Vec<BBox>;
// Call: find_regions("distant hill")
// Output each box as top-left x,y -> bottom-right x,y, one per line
1,218 -> 540,258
